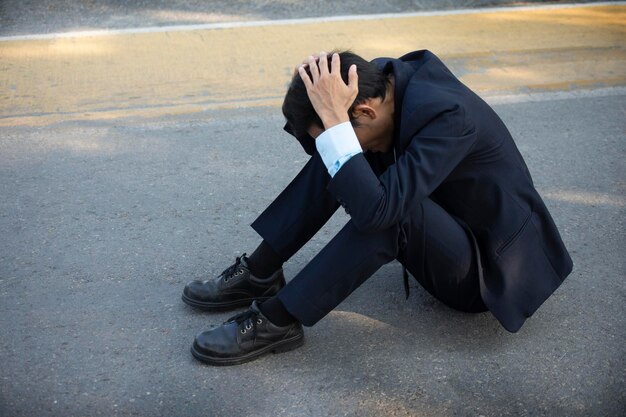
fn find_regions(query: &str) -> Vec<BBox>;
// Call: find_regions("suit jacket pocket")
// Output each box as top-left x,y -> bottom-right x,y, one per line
495,211 -> 533,257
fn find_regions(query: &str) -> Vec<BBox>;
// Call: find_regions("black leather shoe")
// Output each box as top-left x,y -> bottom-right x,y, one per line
191,300 -> 304,366
182,254 -> 286,311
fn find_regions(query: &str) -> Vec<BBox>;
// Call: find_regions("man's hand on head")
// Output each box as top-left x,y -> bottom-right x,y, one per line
298,52 -> 358,131
293,53 -> 319,76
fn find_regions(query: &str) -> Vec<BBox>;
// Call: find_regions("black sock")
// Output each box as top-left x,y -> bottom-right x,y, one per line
247,240 -> 284,279
259,296 -> 297,326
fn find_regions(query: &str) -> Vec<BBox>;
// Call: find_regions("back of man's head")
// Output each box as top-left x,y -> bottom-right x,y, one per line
282,51 -> 389,140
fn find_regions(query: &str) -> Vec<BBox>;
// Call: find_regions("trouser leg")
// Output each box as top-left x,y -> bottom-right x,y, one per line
277,217 -> 399,326
277,198 -> 486,327
250,152 -> 339,262
399,199 -> 487,313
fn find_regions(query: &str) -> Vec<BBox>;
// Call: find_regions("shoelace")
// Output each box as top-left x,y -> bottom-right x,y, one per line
226,308 -> 263,339
220,253 -> 247,282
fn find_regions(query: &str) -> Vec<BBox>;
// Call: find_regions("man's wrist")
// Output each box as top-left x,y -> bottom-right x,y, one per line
320,113 -> 350,130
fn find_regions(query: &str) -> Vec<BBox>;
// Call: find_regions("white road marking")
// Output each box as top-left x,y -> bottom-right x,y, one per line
0,1 -> 623,42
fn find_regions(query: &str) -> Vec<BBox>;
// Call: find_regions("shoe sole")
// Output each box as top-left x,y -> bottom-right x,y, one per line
181,293 -> 272,311
190,334 -> 305,366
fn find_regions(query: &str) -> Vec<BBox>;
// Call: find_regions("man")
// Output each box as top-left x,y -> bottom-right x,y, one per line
182,50 -> 573,366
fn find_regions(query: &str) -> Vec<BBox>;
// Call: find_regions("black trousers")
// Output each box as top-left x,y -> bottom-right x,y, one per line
251,152 -> 487,326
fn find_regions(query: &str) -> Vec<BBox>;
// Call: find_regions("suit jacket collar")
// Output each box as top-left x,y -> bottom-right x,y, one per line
372,50 -> 440,154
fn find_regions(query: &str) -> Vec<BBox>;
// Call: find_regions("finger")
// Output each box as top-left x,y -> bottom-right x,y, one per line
348,64 -> 359,97
307,55 -> 320,83
319,51 -> 329,76
298,65 -> 314,90
331,53 -> 340,76
348,64 -> 358,86
294,63 -> 306,76
302,54 -> 320,65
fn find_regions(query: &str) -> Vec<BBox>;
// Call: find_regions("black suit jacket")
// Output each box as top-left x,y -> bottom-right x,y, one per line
287,50 -> 573,332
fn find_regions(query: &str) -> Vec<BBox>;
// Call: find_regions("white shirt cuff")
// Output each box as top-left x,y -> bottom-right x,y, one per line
315,122 -> 363,177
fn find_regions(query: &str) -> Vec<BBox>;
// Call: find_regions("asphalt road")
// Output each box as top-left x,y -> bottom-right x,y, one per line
1,89 -> 625,416
1,1 -> 625,416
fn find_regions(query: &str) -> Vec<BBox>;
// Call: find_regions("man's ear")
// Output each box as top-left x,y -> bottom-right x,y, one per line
351,102 -> 377,121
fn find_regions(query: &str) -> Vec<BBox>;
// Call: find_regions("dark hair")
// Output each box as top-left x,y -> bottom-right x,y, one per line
282,50 -> 389,139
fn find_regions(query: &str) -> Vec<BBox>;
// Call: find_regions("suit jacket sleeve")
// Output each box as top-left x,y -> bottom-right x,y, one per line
327,104 -> 476,231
